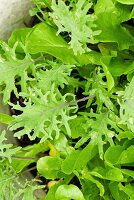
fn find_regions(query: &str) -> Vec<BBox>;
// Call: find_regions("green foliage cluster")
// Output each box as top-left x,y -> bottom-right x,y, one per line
0,0 -> 134,199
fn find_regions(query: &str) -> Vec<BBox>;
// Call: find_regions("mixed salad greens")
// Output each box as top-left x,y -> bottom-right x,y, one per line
0,0 -> 134,199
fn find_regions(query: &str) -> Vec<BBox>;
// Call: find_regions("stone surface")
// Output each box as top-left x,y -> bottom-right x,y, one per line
0,0 -> 32,40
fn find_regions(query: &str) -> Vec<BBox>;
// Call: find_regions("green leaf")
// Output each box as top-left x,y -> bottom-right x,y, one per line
9,86 -> 77,141
11,142 -> 49,173
82,171 -> 104,197
108,58 -> 134,77
55,184 -> 85,200
37,156 -> 62,179
90,167 -> 125,182
0,131 -> 21,163
84,68 -> 115,112
94,0 -> 134,50
35,60 -> 75,93
105,145 -> 134,165
118,131 -> 134,140
50,0 -> 101,55
8,28 -> 31,53
119,183 -> 134,199
26,22 -> 77,64
109,182 -> 129,200
0,113 -> 14,125
0,41 -> 35,103
119,145 -> 134,164
116,0 -> 134,5
104,145 -> 124,165
101,57 -> 114,91
53,133 -> 74,157
81,179 -> 100,200
80,111 -> 117,159
118,76 -> 134,132
61,144 -> 97,174
69,117 -> 86,139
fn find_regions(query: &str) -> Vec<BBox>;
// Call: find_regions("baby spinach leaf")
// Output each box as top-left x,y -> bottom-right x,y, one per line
55,184 -> 85,200
37,156 -> 62,179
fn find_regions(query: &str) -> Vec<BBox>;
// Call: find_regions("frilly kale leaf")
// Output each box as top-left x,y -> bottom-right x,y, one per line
0,41 -> 35,103
118,77 -> 134,132
9,85 -> 77,142
0,131 -> 21,162
50,0 -> 101,55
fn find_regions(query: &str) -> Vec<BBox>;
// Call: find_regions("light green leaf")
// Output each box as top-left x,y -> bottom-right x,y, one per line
8,28 -> 31,53
61,144 -> 97,174
94,0 -> 134,50
35,60 -> 75,93
0,113 -> 14,125
11,142 -> 49,173
0,131 -> 21,163
118,131 -> 134,140
80,111 -> 117,159
50,0 -> 101,55
119,183 -> 134,199
90,167 -> 125,182
104,145 -> 124,165
82,171 -> 104,197
119,145 -> 134,164
9,86 -> 77,141
116,0 -> 134,5
55,184 -> 85,200
37,156 -> 62,179
118,76 -> 134,132
101,57 -> 114,91
0,41 -> 35,103
109,182 -> 129,200
26,22 -> 77,64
